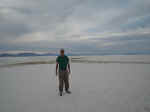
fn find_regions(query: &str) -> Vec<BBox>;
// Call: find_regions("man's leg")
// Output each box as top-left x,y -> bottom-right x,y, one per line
59,72 -> 64,95
64,71 -> 71,93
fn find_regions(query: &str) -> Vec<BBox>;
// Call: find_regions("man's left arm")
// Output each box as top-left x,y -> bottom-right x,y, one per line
67,57 -> 71,74
68,63 -> 71,74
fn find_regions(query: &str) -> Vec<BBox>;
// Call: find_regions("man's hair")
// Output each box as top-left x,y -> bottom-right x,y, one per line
60,48 -> 64,53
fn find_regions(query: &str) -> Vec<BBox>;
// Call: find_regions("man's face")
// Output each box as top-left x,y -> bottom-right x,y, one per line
60,50 -> 64,56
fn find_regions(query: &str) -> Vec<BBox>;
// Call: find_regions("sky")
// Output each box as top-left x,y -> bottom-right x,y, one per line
0,0 -> 150,54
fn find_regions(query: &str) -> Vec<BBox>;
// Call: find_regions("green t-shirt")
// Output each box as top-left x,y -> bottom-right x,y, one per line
56,55 -> 69,71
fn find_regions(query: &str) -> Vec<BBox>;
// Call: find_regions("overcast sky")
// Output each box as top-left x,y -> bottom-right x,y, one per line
0,0 -> 150,54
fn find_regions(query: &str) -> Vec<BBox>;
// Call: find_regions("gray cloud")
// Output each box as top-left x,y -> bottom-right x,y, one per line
0,0 -> 150,54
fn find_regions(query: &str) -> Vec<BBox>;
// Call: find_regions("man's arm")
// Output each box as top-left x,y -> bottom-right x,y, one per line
67,56 -> 71,74
68,63 -> 71,74
56,62 -> 58,76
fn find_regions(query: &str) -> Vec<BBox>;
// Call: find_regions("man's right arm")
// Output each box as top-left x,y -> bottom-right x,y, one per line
56,57 -> 59,76
56,62 -> 58,76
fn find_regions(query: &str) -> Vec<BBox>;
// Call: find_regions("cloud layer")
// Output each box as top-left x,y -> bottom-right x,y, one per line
0,0 -> 150,54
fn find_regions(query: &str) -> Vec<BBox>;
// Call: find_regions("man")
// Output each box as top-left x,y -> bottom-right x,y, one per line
56,49 -> 71,96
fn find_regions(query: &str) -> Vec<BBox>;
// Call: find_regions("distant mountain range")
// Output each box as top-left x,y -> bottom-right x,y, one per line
0,52 -> 58,57
0,52 -> 81,57
0,51 -> 150,57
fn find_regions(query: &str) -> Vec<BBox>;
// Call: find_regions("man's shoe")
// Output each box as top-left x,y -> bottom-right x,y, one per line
59,92 -> 63,96
66,90 -> 71,94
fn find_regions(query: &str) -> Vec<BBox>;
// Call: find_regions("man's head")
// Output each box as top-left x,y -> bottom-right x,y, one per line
60,48 -> 65,56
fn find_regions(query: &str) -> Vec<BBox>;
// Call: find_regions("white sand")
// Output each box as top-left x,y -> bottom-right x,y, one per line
0,63 -> 150,112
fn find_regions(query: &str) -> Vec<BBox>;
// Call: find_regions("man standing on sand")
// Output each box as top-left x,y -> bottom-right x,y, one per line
56,49 -> 71,96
